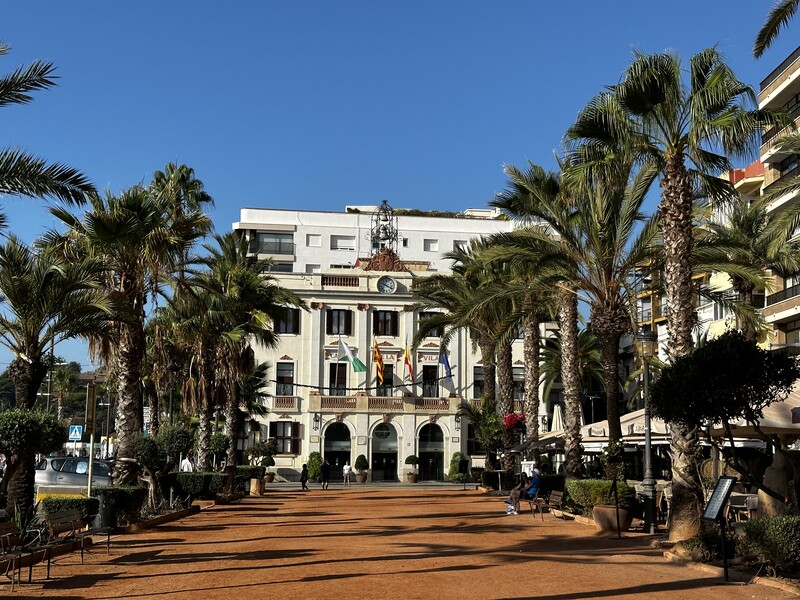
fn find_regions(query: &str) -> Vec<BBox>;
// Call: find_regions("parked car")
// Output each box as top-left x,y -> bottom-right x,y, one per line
35,456 -> 113,488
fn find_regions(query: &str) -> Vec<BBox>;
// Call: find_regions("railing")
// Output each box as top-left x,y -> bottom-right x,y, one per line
762,103 -> 800,147
321,275 -> 359,287
273,396 -> 299,411
414,398 -> 449,411
763,164 -> 800,195
766,283 -> 800,306
320,395 -> 358,409
257,241 -> 295,255
367,396 -> 404,410
761,44 -> 800,92
638,308 -> 652,322
654,304 -> 669,319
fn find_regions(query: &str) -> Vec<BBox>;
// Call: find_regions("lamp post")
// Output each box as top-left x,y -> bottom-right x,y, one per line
637,328 -> 658,534
166,360 -> 181,425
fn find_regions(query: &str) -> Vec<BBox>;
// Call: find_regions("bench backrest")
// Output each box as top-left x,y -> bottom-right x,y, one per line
46,509 -> 85,539
548,491 -> 564,506
0,521 -> 23,551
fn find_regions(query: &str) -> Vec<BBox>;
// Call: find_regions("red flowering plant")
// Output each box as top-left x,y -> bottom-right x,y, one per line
502,413 -> 526,431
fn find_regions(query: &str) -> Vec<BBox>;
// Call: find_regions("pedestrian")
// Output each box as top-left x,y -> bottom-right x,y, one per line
320,459 -> 331,490
342,460 -> 352,486
504,473 -> 528,515
300,463 -> 309,490
180,452 -> 194,472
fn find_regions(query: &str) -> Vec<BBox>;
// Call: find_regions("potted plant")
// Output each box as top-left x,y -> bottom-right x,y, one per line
405,454 -> 419,483
250,440 -> 277,483
590,480 -> 637,533
354,454 -> 369,483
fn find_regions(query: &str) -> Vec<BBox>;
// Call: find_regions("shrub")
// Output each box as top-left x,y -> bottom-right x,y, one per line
404,455 -> 419,468
210,432 -> 229,456
173,472 -> 228,500
307,451 -> 323,479
354,454 -> 369,475
234,465 -> 266,491
91,485 -> 148,526
448,452 -> 468,482
0,409 -> 66,455
41,496 -> 100,519
566,479 -> 636,513
739,515 -> 800,575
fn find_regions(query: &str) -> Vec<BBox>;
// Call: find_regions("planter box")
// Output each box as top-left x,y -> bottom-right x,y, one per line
592,505 -> 634,534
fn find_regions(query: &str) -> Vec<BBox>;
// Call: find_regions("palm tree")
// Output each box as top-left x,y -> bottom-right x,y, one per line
0,236 -> 110,513
755,0 -> 799,58
46,187 -> 211,483
0,42 -> 95,213
566,49 -> 785,539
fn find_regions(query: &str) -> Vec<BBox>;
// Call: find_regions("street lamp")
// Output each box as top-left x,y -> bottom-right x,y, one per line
637,328 -> 658,534
313,412 -> 321,431
166,360 -> 181,425
454,414 -> 461,431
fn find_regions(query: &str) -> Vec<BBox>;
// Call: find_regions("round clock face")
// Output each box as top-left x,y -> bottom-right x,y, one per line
377,276 -> 397,294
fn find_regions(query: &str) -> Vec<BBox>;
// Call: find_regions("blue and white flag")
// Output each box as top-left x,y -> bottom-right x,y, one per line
439,350 -> 453,385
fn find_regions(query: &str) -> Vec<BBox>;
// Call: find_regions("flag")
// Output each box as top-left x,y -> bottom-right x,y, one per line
373,341 -> 384,385
439,350 -> 453,385
403,341 -> 415,385
338,339 -> 367,372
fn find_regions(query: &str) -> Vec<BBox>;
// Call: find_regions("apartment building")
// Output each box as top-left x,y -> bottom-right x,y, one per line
232,201 -> 544,481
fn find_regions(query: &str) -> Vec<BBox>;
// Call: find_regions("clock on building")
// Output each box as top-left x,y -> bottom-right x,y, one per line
376,276 -> 397,294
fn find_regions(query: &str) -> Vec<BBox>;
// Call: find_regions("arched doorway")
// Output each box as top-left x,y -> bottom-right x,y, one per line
371,423 -> 398,481
324,422 -> 351,481
419,423 -> 444,481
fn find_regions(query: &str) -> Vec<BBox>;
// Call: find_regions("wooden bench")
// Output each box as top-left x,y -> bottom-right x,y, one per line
0,521 -> 28,591
526,490 -> 565,520
43,509 -> 111,578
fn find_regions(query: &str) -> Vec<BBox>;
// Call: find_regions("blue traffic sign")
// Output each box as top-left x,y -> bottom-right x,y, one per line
68,425 -> 83,441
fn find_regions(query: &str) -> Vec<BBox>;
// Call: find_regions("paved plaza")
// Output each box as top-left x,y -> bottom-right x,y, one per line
10,486 -> 798,599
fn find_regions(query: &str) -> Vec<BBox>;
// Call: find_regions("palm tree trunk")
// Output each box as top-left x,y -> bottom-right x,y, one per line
477,332 -> 496,405
114,318 -> 146,484
661,153 -> 702,539
522,311 -> 540,459
597,331 -> 623,445
559,290 -> 583,479
4,449 -> 35,515
8,357 -> 48,409
496,339 -> 515,477
224,390 -> 238,468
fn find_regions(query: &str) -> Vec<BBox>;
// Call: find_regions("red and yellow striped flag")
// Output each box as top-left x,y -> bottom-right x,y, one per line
373,341 -> 384,385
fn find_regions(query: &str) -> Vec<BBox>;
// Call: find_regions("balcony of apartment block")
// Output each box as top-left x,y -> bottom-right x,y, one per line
759,45 -> 800,110
763,283 -> 800,320
308,389 -> 460,414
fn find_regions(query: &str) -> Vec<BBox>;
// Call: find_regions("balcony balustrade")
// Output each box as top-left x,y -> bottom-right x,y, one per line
272,396 -> 300,411
766,283 -> 800,306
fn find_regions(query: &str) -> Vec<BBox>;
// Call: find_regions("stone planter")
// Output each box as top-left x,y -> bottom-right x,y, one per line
250,478 -> 264,496
592,504 -> 634,534
263,472 -> 275,484
355,473 -> 368,484
406,473 -> 418,483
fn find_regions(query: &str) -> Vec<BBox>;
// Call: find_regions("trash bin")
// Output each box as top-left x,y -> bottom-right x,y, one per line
94,489 -> 117,529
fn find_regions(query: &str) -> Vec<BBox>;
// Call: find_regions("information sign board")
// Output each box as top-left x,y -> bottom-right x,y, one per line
702,476 -> 737,522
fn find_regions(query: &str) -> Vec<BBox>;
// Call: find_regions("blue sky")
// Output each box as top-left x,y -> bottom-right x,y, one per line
1,1 -> 797,370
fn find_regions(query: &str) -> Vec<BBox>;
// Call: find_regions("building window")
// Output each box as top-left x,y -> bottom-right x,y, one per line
306,234 -> 321,247
306,264 -> 321,273
780,154 -> 800,177
269,421 -> 300,454
373,310 -> 399,336
329,363 -> 347,396
269,262 -> 293,273
402,237 -> 409,248
376,364 -> 394,397
256,232 -> 294,255
418,312 -> 444,337
512,366 -> 524,400
453,240 -> 468,252
422,364 -> 438,398
786,318 -> 800,345
276,362 -> 295,396
423,239 -> 438,252
330,264 -> 353,270
330,235 -> 356,251
276,308 -> 301,334
326,309 -> 353,335
473,367 -> 484,399
467,423 -> 486,456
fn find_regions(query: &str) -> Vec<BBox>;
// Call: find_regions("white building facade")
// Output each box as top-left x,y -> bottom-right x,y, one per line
232,202 -> 538,481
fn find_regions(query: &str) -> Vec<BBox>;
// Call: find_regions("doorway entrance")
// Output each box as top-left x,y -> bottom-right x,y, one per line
371,423 -> 398,481
419,423 -> 444,481
323,422 -> 351,481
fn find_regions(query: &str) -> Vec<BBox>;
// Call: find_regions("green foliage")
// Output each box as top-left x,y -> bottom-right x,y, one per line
307,451 -> 323,479
739,515 -> 800,574
91,485 -> 148,525
354,454 -> 369,474
157,424 -> 194,459
235,465 -> 266,481
41,496 -> 100,518
210,432 -> 229,455
448,452 -> 467,482
134,434 -> 160,471
650,331 -> 800,429
566,479 -> 636,513
173,472 -> 227,500
0,409 -> 66,455
404,454 -> 419,467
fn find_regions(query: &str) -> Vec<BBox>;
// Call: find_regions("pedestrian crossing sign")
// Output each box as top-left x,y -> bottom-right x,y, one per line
69,425 -> 83,441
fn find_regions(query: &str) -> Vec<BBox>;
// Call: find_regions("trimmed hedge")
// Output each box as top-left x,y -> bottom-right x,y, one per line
91,485 -> 148,525
739,515 -> 800,575
566,479 -> 636,514
41,496 -> 99,518
235,465 -> 266,492
168,471 -> 228,500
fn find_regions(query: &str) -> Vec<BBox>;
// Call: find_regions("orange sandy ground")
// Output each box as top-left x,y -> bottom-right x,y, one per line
7,487 -> 798,600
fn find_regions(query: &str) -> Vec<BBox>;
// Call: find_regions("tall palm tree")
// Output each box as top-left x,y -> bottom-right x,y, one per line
0,236 -> 110,513
754,0 -> 799,58
0,42 -> 95,213
46,187 -> 211,483
566,49 -> 785,539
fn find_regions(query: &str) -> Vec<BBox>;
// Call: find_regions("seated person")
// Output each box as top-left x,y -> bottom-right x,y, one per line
520,468 -> 542,507
504,473 -> 529,515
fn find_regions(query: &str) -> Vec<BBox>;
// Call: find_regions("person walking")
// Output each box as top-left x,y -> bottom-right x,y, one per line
320,459 -> 331,490
180,452 -> 194,472
342,460 -> 352,486
300,463 -> 309,490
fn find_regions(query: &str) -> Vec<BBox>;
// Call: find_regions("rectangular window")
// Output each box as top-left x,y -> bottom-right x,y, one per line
473,367 -> 484,400
330,235 -> 356,251
467,423 -> 486,456
306,234 -> 321,247
326,309 -> 353,335
373,310 -> 399,336
269,421 -> 300,454
423,239 -> 438,252
512,367 -> 525,400
276,362 -> 295,396
418,312 -> 444,338
306,264 -> 321,273
276,308 -> 301,334
269,262 -> 293,273
402,238 -> 409,248
329,363 -> 347,396
256,232 -> 294,255
780,154 -> 800,177
376,364 -> 394,397
422,364 -> 438,398
453,240 -> 468,252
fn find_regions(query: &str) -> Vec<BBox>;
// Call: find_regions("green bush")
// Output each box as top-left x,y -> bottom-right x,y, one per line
739,515 -> 800,574
307,451 -> 323,479
91,485 -> 148,525
566,479 -> 636,513
210,432 -> 229,456
41,496 -> 100,518
0,409 -> 67,455
448,452 -> 467,482
234,465 -> 266,492
173,472 -> 228,500
354,454 -> 369,474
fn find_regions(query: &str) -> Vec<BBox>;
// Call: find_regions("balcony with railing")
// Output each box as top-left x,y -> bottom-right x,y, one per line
272,396 -> 300,412
319,395 -> 358,410
257,241 -> 295,255
766,283 -> 800,306
760,45 -> 800,97
414,397 -> 450,411
321,275 -> 359,287
367,396 -> 405,411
